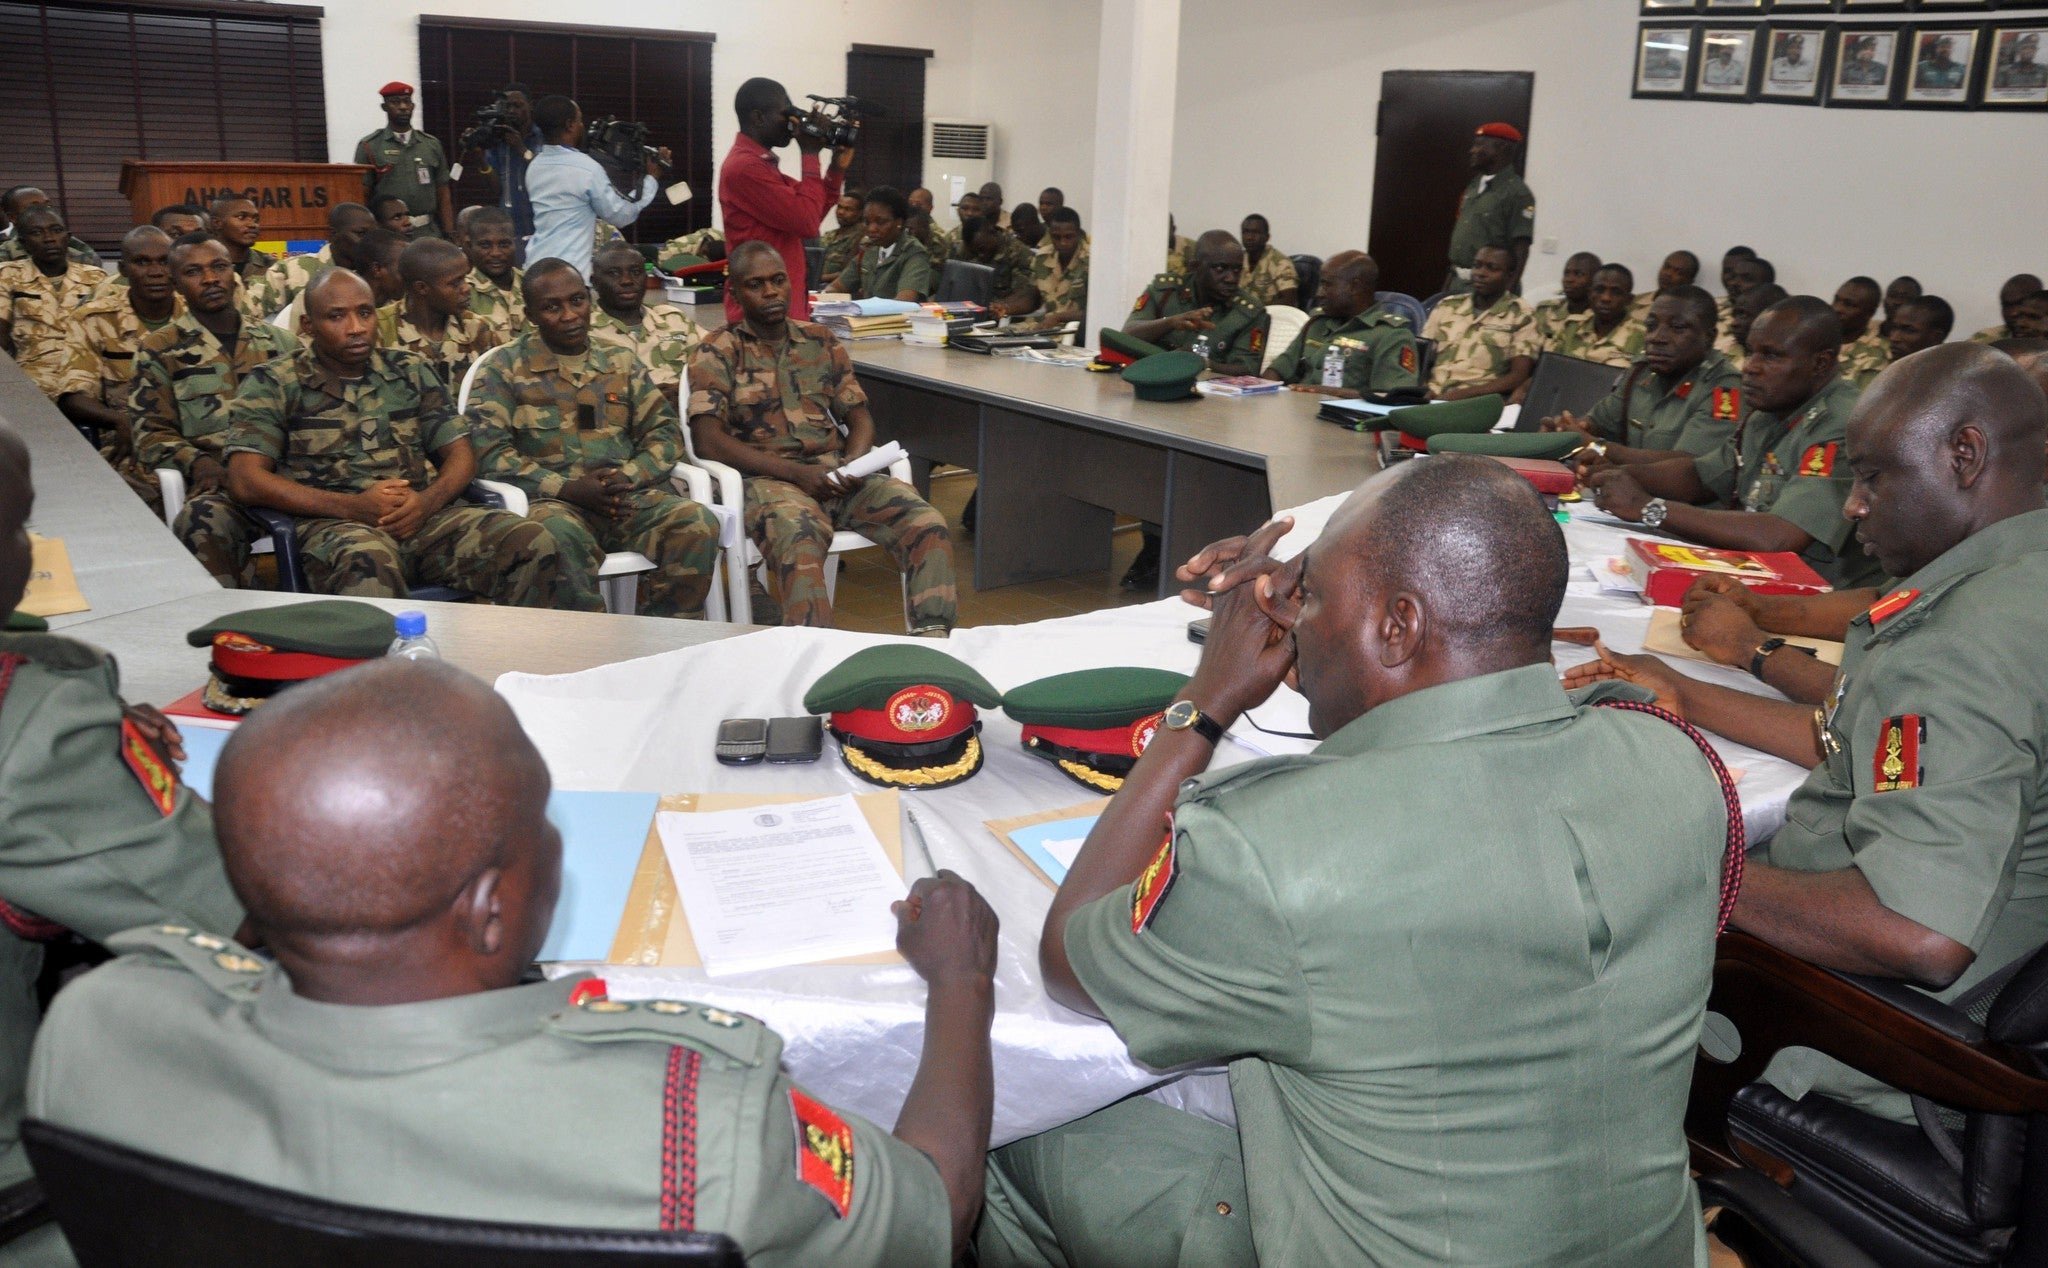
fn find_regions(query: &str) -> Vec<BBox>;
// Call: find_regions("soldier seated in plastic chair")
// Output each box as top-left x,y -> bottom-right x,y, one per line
687,242 -> 957,635
467,259 -> 722,619
587,241 -> 703,411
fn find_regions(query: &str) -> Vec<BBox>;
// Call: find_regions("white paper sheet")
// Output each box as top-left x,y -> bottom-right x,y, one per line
837,440 -> 907,482
657,794 -> 903,977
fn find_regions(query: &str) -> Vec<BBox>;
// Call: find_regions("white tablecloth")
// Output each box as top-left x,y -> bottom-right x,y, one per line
495,493 -> 1810,1146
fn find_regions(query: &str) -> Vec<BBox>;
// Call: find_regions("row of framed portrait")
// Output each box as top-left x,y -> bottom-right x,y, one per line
1633,20 -> 2048,106
1648,0 -> 2048,13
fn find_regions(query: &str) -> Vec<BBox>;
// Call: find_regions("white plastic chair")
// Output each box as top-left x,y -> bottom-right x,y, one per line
155,467 -> 275,563
679,424 -> 914,629
1261,304 -> 1310,373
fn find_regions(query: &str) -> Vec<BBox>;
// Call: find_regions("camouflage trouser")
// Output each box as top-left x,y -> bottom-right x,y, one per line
744,474 -> 956,631
529,491 -> 721,619
296,505 -> 589,609
100,437 -> 162,514
174,490 -> 261,588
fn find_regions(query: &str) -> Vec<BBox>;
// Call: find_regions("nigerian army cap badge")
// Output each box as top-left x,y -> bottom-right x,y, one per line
184,600 -> 395,716
802,644 -> 1002,790
1004,667 -> 1188,792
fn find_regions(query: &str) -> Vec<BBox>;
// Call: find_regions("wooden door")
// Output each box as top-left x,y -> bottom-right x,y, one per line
1367,70 -> 1533,299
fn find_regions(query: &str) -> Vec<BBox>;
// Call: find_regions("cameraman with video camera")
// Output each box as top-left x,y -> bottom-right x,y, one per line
524,94 -> 670,280
718,77 -> 858,323
463,84 -> 543,244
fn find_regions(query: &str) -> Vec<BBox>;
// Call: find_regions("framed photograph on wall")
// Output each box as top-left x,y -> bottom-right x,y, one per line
1913,0 -> 1992,11
1829,27 -> 1904,103
1902,24 -> 1981,106
1766,0 -> 1836,10
1841,0 -> 1910,14
1641,0 -> 1700,13
1634,25 -> 1698,95
1704,0 -> 1765,10
1982,25 -> 2048,108
1696,26 -> 1762,96
1759,25 -> 1830,99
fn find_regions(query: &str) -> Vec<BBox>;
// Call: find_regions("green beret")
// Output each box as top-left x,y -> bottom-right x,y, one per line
805,645 -> 1002,790
1100,328 -> 1169,362
1427,430 -> 1584,460
186,599 -> 396,658
1384,394 -> 1504,438
1006,668 -> 1190,793
1122,350 -> 1205,402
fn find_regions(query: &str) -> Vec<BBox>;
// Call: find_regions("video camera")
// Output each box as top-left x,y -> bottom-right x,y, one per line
585,116 -> 669,196
787,95 -> 869,149
458,96 -> 517,154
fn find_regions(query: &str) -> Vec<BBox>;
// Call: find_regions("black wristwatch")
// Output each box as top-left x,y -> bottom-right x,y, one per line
1749,637 -> 1788,680
1162,699 -> 1226,744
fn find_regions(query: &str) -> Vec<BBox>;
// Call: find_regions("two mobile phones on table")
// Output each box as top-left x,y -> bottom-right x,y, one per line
715,716 -> 824,765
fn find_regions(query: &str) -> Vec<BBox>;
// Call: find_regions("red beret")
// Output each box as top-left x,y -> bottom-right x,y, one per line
379,82 -> 414,97
1475,122 -> 1523,142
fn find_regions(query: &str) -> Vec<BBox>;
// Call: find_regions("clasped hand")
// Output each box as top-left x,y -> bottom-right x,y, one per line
1175,516 -> 1303,720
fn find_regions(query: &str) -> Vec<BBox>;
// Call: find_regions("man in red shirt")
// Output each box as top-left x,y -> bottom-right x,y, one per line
718,78 -> 856,324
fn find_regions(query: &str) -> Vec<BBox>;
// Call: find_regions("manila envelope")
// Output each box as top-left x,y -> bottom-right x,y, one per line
20,534 -> 88,618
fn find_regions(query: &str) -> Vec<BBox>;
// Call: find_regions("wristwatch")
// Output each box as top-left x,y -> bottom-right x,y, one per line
1750,636 -> 1788,680
1640,497 -> 1669,529
1161,699 -> 1226,744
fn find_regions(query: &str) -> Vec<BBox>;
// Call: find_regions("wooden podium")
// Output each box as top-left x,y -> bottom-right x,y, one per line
118,161 -> 372,244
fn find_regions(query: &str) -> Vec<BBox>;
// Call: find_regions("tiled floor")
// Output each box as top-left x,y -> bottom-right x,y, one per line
823,470 -> 1159,635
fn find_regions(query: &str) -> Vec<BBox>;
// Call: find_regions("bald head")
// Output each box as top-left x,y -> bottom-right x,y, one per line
120,224 -> 171,255
398,236 -> 468,288
1322,250 -> 1377,290
302,266 -> 370,314
1319,251 -> 1379,319
1767,295 -> 1844,356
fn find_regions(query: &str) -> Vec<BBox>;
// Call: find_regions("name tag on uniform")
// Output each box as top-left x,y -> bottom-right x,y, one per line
578,403 -> 597,431
416,163 -> 431,186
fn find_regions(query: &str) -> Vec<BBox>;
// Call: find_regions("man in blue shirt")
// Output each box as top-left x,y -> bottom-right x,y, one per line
473,84 -> 542,243
524,94 -> 667,281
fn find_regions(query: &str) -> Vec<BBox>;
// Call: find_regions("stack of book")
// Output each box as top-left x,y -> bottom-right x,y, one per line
903,305 -> 984,347
814,297 -> 920,341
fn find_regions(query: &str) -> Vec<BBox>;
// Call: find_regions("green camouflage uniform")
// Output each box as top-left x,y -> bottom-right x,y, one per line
657,228 -> 725,273
467,267 -> 526,339
1238,246 -> 1298,307
820,223 -> 863,279
969,233 -> 1035,302
1444,168 -> 1536,294
1018,238 -> 1089,327
353,127 -> 451,237
1715,293 -> 1735,335
0,235 -> 99,268
247,245 -> 334,318
1550,310 -> 1647,369
927,228 -> 960,272
221,345 -> 582,607
589,303 -> 703,399
1838,328 -> 1890,390
468,331 -> 720,618
1421,292 -> 1538,395
687,321 -> 957,631
53,283 -> 188,511
374,301 -> 502,390
1264,304 -> 1419,392
1530,297 -> 1587,353
132,313 -> 298,586
236,247 -> 278,284
0,628 -> 243,1268
1971,324 -> 2010,345
1692,376 -> 1882,588
839,237 -> 935,302
232,251 -> 280,326
0,259 -> 109,394
1582,350 -> 1745,456
29,944 -> 951,1266
1125,275 -> 1273,375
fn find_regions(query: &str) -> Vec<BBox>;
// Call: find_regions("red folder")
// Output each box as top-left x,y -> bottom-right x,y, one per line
1486,456 -> 1575,496
1625,538 -> 1830,607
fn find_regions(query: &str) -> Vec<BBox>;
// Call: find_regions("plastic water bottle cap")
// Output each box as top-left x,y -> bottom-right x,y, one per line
394,610 -> 427,638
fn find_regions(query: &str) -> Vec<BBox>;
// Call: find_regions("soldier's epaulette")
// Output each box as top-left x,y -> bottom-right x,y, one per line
547,993 -> 771,1068
1181,751 -> 1322,802
1232,293 -> 1261,314
1151,273 -> 1182,288
105,924 -> 268,998
0,631 -> 109,673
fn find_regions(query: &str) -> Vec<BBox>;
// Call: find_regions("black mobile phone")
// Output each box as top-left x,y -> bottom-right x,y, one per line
1187,618 -> 1210,645
766,715 -> 825,764
714,717 -> 769,765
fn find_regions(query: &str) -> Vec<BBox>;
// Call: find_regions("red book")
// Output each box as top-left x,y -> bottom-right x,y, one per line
1485,456 -> 1575,496
1624,538 -> 1830,607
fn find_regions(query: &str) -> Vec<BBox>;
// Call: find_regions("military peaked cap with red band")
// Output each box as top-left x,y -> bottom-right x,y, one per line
379,81 -> 414,97
803,645 -> 1003,789
184,600 -> 394,716
1475,121 -> 1524,142
1004,667 -> 1190,792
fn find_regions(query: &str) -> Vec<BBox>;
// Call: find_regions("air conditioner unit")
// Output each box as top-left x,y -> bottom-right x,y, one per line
924,119 -> 995,226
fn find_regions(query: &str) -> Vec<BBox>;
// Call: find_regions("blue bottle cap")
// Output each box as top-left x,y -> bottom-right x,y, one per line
394,610 -> 427,639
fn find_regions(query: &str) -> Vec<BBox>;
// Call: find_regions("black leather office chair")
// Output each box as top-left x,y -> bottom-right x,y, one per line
936,259 -> 995,306
1689,932 -> 2048,1267
804,244 -> 826,288
23,1119 -> 745,1266
241,482 -> 509,603
1289,253 -> 1320,309
0,1178 -> 50,1250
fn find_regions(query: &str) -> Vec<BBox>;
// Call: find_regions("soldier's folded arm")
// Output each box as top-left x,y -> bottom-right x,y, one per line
1658,500 -> 1818,556
619,378 -> 684,487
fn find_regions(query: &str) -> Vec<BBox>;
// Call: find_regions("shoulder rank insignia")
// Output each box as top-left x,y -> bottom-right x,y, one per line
1798,442 -> 1838,478
1675,381 -> 1693,399
1248,326 -> 1264,354
1874,714 -> 1924,791
1712,386 -> 1741,420
1132,291 -> 1150,313
1866,587 -> 1920,626
568,978 -> 609,1007
1399,345 -> 1417,373
790,1088 -> 855,1218
120,718 -> 178,816
1129,821 -> 1178,934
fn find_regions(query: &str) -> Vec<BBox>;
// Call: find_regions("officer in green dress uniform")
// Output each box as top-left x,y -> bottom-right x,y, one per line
1544,285 -> 1745,457
836,187 -> 935,303
1444,121 -> 1536,295
1582,296 -> 1882,588
1123,230 -> 1272,376
352,83 -> 453,240
28,658 -> 1002,1266
980,457 -> 1735,1265
1261,251 -> 1419,397
1566,343 -> 2048,1126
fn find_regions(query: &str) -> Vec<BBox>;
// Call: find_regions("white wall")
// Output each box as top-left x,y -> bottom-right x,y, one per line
1169,0 -> 2045,333
968,1 -> 1102,224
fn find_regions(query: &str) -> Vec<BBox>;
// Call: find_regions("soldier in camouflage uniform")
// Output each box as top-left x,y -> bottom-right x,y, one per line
132,237 -> 298,587
657,226 -> 727,274
247,203 -> 376,317
1422,244 -> 1539,399
52,228 -> 187,512
375,238 -> 501,390
206,194 -> 278,285
222,270 -> 584,607
1124,231 -> 1272,375
819,193 -> 864,280
1238,215 -> 1299,308
1165,215 -> 1194,277
0,187 -> 99,267
1548,264 -> 1646,370
588,241 -> 702,406
957,217 -> 1034,301
1530,251 -> 1599,353
1833,277 -> 1891,390
1262,252 -> 1418,396
990,209 -> 1089,329
462,205 -> 527,338
469,260 -> 720,618
689,242 -> 957,633
0,208 -> 108,388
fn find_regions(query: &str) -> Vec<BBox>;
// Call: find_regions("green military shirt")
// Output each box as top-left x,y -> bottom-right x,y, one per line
353,127 -> 451,221
222,345 -> 464,494
966,233 -> 1034,302
0,633 -> 242,1195
249,245 -> 334,318
1445,167 -> 1536,277
29,935 -> 950,1265
1264,303 -> 1419,392
590,304 -> 703,399
1691,376 -> 1880,588
1585,351 -> 1744,456
1421,291 -> 1537,396
468,331 -> 683,499
1762,508 -> 2048,1122
839,236 -> 934,302
688,320 -> 864,464
819,223 -> 863,280
1065,666 -> 1726,1264
375,301 -> 502,391
467,267 -> 526,339
237,246 -> 277,284
1124,274 -> 1272,376
1239,246 -> 1298,308
131,312 -> 298,477
1838,328 -> 1890,390
656,229 -> 724,274
1549,310 -> 1646,369
1529,297 -> 1585,353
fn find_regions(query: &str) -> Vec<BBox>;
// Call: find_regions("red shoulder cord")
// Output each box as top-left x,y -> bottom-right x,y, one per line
0,653 -> 71,941
1595,699 -> 1746,934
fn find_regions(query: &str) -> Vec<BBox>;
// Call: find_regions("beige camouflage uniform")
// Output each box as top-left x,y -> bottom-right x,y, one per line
1549,310 -> 1647,369
1018,238 -> 1089,327
375,301 -> 502,391
53,283 -> 188,511
1838,328 -> 1890,389
589,303 -> 703,401
468,331 -> 720,618
247,246 -> 334,319
0,259 -> 109,393
1165,235 -> 1194,277
1421,292 -> 1539,396
1239,247 -> 1299,308
1529,297 -> 1586,354
1971,324 -> 2010,345
657,228 -> 725,273
467,268 -> 526,338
